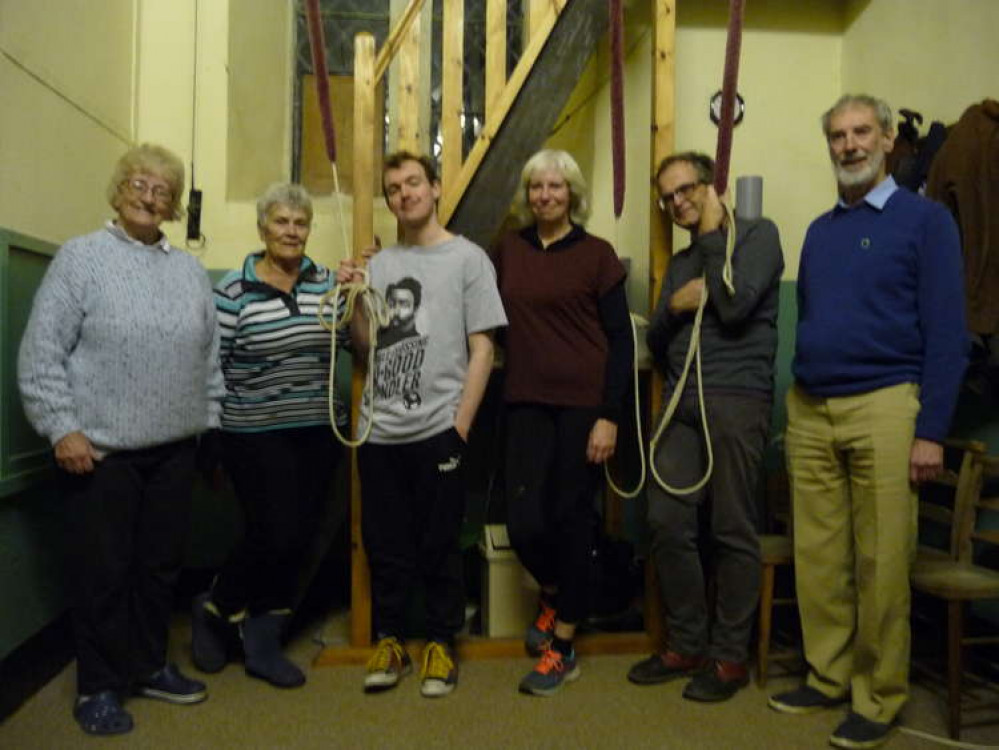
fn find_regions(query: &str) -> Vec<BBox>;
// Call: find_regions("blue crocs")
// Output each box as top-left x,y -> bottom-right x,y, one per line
74,690 -> 134,736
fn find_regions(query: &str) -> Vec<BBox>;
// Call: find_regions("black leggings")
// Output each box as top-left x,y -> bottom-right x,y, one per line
213,426 -> 339,616
504,404 -> 601,626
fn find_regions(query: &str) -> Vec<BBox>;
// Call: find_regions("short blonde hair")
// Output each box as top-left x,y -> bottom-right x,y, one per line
256,183 -> 313,226
107,143 -> 185,221
511,149 -> 591,227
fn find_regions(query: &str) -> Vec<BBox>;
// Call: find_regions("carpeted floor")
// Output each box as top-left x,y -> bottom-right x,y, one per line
2,612 -> 998,750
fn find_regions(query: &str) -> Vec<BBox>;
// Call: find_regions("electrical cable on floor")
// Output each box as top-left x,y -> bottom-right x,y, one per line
898,725 -> 999,749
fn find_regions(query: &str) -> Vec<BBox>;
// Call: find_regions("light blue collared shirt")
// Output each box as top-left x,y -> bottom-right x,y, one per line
835,174 -> 899,212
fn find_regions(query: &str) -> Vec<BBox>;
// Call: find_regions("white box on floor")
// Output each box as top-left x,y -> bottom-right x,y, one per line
479,524 -> 538,638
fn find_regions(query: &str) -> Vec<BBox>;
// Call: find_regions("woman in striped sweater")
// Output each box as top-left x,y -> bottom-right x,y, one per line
191,183 -> 345,688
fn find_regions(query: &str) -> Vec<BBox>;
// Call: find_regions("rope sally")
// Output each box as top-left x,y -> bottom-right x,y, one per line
305,0 -> 386,447
607,0 -> 744,497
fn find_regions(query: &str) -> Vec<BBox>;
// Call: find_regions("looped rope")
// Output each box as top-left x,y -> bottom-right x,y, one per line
647,199 -> 736,496
318,269 -> 390,447
604,312 -> 647,499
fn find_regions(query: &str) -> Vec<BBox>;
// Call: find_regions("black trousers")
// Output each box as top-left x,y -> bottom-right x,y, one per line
358,428 -> 467,644
213,426 -> 339,616
647,393 -> 770,663
60,438 -> 196,695
504,404 -> 601,626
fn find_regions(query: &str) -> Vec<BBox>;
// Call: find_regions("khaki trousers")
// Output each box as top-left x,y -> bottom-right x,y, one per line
786,382 -> 919,724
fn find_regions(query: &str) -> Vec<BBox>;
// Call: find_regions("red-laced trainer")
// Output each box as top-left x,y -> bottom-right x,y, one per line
524,601 -> 557,657
518,647 -> 580,696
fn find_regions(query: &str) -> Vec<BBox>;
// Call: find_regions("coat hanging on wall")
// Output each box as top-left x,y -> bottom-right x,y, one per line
926,99 -> 999,336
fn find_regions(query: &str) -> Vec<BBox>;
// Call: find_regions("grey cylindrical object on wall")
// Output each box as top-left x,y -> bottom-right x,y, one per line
735,175 -> 763,220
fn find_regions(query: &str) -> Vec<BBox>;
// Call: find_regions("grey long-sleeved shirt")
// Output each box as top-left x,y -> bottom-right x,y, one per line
647,217 -> 784,396
18,223 -> 223,453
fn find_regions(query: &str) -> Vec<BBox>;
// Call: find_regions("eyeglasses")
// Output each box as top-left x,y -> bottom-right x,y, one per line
657,181 -> 702,211
123,178 -> 172,203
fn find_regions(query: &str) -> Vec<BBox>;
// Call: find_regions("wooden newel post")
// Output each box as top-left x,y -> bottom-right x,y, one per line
349,31 -> 376,648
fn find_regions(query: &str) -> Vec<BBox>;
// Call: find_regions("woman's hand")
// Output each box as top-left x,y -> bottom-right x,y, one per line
586,418 -> 618,464
55,431 -> 101,474
336,258 -> 365,285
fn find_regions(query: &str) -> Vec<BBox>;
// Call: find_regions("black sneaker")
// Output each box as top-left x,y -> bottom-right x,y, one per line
74,691 -> 134,736
768,684 -> 847,715
829,712 -> 895,749
134,663 -> 207,704
627,651 -> 706,685
682,660 -> 749,702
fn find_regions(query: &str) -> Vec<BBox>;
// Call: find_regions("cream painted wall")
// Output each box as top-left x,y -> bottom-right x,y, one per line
843,0 -> 999,126
134,0 -> 395,273
548,0 -> 845,308
227,0 -> 294,201
0,0 -> 135,242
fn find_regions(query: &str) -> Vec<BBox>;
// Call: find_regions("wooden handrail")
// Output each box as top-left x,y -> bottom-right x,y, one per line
439,0 -> 566,222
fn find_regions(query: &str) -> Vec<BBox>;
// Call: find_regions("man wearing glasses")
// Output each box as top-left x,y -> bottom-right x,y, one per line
627,152 -> 784,702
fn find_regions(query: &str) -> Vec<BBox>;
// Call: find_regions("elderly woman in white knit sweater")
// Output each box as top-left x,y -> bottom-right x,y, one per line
17,144 -> 223,737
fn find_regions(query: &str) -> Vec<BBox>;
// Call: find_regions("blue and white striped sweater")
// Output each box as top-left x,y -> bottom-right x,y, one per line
215,252 -> 347,432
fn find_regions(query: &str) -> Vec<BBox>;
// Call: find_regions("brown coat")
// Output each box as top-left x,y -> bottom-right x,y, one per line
926,99 -> 999,334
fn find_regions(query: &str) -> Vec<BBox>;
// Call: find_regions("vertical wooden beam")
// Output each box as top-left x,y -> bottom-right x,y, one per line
395,12 -> 422,152
650,0 -> 675,314
350,31 -> 376,648
485,0 -> 507,123
646,0 -> 676,653
441,0 -> 464,190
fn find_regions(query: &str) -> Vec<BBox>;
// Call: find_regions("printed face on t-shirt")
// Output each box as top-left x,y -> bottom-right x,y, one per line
388,288 -> 417,332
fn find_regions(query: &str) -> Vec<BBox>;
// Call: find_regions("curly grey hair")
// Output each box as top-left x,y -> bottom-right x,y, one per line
256,183 -> 314,226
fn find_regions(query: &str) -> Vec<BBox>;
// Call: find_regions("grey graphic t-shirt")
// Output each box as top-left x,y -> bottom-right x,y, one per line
360,235 -> 507,444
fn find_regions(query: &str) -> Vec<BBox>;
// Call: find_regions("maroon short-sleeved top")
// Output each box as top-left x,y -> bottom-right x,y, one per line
493,225 -> 626,407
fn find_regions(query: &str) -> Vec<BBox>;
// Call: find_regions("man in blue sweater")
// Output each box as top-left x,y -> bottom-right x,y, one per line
769,95 -> 967,749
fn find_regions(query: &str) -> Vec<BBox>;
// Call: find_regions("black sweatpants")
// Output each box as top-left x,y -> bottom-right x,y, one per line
60,438 -> 196,695
214,426 -> 339,616
358,427 -> 467,644
504,404 -> 601,626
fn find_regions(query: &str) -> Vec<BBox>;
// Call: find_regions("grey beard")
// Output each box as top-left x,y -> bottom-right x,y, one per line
834,149 -> 884,189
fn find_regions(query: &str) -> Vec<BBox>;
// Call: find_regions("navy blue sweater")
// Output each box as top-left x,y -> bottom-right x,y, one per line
793,185 -> 968,441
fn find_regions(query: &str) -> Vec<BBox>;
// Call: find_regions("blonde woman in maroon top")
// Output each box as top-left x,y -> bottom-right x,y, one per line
492,149 -> 633,695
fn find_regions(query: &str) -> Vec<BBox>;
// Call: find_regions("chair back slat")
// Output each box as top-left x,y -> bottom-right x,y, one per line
917,440 -> 986,562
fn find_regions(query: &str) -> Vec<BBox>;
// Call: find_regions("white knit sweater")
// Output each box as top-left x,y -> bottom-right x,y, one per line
17,224 -> 224,452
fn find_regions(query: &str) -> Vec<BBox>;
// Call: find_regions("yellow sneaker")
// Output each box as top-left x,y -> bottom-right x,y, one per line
420,641 -> 458,698
363,637 -> 411,693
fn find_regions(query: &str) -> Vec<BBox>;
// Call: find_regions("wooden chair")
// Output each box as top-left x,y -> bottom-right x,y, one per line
911,440 -> 999,739
756,468 -> 799,687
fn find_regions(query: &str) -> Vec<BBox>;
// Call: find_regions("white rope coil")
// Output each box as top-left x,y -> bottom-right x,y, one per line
318,269 -> 390,448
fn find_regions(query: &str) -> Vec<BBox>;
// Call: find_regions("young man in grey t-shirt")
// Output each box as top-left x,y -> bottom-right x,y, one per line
339,152 -> 507,698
